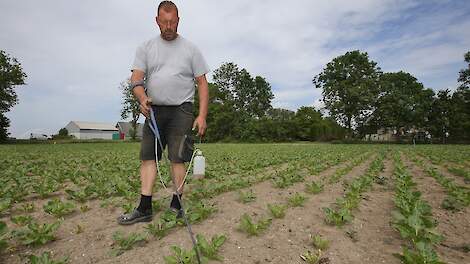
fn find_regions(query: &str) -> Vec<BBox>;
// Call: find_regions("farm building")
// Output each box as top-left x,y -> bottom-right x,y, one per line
364,128 -> 396,141
116,121 -> 144,139
65,121 -> 118,140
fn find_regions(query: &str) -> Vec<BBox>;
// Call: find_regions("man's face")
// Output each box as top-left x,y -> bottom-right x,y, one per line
156,8 -> 179,41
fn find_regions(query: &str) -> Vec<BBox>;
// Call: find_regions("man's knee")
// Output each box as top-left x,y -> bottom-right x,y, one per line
142,160 -> 156,168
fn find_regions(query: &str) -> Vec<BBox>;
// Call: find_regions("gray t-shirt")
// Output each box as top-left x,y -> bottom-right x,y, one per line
131,35 -> 210,105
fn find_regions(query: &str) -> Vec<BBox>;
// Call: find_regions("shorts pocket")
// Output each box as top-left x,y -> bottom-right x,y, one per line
177,134 -> 194,162
179,103 -> 193,116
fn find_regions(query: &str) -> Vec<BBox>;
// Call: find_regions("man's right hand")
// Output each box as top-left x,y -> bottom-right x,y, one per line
139,97 -> 152,118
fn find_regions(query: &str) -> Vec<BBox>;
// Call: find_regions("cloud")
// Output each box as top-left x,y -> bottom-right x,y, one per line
1,0 -> 469,137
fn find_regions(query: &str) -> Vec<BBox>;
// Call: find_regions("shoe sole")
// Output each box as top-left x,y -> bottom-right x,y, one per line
117,215 -> 153,225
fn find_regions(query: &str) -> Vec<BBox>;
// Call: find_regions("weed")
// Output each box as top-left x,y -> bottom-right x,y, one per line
345,229 -> 358,242
74,224 -> 84,234
79,205 -> 90,213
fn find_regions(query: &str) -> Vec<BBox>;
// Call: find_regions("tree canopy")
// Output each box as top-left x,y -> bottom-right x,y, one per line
313,50 -> 382,132
0,50 -> 27,141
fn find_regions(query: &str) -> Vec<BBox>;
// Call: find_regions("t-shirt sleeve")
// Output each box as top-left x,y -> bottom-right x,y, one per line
131,44 -> 147,73
191,46 -> 210,78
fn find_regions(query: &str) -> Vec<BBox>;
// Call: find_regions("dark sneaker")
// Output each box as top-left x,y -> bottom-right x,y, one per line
176,209 -> 184,219
117,208 -> 152,225
170,193 -> 182,211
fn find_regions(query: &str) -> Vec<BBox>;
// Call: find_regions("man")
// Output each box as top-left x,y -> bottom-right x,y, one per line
117,1 -> 209,225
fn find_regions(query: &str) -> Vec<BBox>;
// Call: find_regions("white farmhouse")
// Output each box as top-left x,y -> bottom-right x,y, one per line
65,121 -> 118,140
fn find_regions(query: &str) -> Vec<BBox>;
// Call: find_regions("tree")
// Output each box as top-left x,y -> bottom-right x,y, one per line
429,90 -> 452,139
0,50 -> 27,142
213,62 -> 273,118
120,79 -> 140,140
449,86 -> 470,141
211,62 -> 274,140
371,71 -> 434,133
458,51 -> 470,89
313,50 -> 381,135
58,128 -> 68,136
52,127 -> 73,140
294,106 -> 324,141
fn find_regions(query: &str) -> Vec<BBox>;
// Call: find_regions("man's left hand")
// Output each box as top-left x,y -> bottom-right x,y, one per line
192,116 -> 207,137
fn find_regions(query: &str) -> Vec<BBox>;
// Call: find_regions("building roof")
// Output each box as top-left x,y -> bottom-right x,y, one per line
71,121 -> 118,131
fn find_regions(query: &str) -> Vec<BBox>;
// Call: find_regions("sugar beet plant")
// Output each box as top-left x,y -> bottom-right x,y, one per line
328,153 -> 370,184
237,189 -> 256,203
27,251 -> 69,264
11,220 -> 61,246
110,231 -> 147,256
145,199 -> 216,240
324,153 -> 385,226
0,221 -> 8,253
287,193 -> 307,207
311,234 -> 330,250
238,213 -> 272,237
164,233 -> 226,264
391,152 -> 444,264
409,154 -> 470,211
305,181 -> 323,194
43,198 -> 76,218
272,165 -> 305,189
267,203 -> 287,219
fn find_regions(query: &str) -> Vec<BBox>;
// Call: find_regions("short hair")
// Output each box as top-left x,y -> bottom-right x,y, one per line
158,1 -> 179,17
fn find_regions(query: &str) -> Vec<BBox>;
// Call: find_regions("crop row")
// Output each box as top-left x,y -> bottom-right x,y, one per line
391,152 -> 444,264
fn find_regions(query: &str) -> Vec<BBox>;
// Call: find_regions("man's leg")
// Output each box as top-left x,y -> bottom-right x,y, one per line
171,162 -> 186,194
135,159 -> 157,214
117,116 -> 160,225
167,103 -> 194,214
141,160 -> 157,195
169,162 -> 186,214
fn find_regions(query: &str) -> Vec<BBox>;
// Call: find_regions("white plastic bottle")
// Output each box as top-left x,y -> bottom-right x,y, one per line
193,150 -> 205,180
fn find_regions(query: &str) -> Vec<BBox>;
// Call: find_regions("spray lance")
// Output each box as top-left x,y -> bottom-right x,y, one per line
147,106 -> 204,264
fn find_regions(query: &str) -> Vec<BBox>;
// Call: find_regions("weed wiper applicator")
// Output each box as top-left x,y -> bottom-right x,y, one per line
148,107 -> 202,264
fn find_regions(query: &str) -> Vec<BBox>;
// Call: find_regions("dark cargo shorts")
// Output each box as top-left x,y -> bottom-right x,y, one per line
140,102 -> 194,163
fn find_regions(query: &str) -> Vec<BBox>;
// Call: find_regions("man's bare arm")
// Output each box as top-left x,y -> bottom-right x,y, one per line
131,69 -> 151,118
194,74 -> 209,135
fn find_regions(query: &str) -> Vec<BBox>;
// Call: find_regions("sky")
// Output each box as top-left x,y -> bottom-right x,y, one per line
1,0 -> 469,138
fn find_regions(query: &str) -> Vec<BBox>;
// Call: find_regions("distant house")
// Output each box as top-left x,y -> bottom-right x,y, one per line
116,122 -> 143,139
65,121 -> 118,140
364,128 -> 396,142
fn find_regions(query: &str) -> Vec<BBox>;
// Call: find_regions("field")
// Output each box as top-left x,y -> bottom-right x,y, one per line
0,142 -> 469,264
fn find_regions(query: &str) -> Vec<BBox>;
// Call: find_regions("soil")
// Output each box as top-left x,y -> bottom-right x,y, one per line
1,153 -> 469,264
